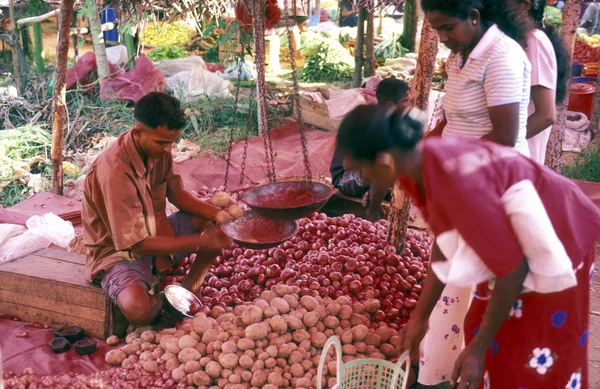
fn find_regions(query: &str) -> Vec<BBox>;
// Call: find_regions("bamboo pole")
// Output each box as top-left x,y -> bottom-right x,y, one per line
51,0 -> 76,195
8,0 -> 22,95
545,0 -> 581,172
389,18 -> 438,250
33,22 -> 44,74
364,10 -> 375,77
401,0 -> 418,52
353,7 -> 366,87
252,0 -> 269,135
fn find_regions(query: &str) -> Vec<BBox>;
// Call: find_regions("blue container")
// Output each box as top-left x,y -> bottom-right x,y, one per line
572,76 -> 597,84
572,63 -> 584,77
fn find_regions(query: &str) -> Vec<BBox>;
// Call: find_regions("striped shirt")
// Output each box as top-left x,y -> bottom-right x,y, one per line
442,24 -> 532,156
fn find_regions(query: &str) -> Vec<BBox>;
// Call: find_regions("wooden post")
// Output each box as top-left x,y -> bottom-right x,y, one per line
8,0 -> 22,95
71,13 -> 79,59
388,18 -> 438,250
33,22 -> 44,74
51,0 -> 76,195
377,6 -> 383,36
252,0 -> 269,134
401,0 -> 418,52
353,7 -> 366,87
545,0 -> 581,172
364,10 -> 375,77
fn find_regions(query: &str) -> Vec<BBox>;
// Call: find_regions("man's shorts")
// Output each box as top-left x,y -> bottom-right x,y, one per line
101,211 -> 197,301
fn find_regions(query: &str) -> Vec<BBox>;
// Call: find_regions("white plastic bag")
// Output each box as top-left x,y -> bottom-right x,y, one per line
156,56 -> 206,77
166,68 -> 232,101
106,45 -> 129,68
0,213 -> 75,265
0,223 -> 26,247
217,58 -> 257,81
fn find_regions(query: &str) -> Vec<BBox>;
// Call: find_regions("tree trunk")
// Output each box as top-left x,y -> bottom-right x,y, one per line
252,0 -> 269,135
315,0 -> 321,20
9,0 -> 22,95
401,0 -> 418,52
388,18 -> 438,250
545,0 -> 581,172
364,10 -> 375,77
87,0 -> 110,81
51,0 -> 76,195
353,7 -> 366,87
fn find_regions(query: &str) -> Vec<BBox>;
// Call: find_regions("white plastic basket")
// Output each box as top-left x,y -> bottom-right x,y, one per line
317,336 -> 411,389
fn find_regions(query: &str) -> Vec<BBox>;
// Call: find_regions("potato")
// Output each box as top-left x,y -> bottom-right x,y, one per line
193,317 -> 215,335
202,329 -> 220,344
265,357 -> 277,368
185,360 -> 202,374
270,298 -> 290,314
143,360 -> 158,373
352,302 -> 365,314
250,370 -> 269,387
238,354 -> 254,369
339,305 -> 353,320
105,349 -> 127,365
284,316 -> 304,330
283,295 -> 298,309
350,313 -> 370,327
267,371 -> 284,386
125,332 -> 139,344
121,344 -> 140,356
311,333 -> 327,348
341,330 -> 353,344
226,204 -> 244,219
106,335 -> 119,346
242,305 -> 264,326
253,299 -> 270,311
222,341 -> 238,354
211,306 -> 227,318
139,350 -> 153,361
325,302 -> 341,317
302,312 -> 319,328
237,338 -> 255,351
252,359 -> 265,372
290,363 -> 304,378
380,343 -> 396,359
166,358 -> 181,372
211,192 -> 231,208
263,307 -> 279,318
354,341 -> 367,353
241,370 -> 252,382
323,316 -> 339,329
179,348 -> 202,364
376,326 -> 393,343
288,350 -> 303,364
219,353 -> 239,369
179,334 -> 198,350
268,315 -> 288,334
299,296 -> 318,311
292,329 -> 310,343
260,290 -> 277,303
342,344 -> 357,356
350,325 -> 369,342
161,351 -> 176,361
205,361 -> 223,378
192,370 -> 211,386
363,299 -> 380,313
365,333 -> 381,347
315,305 -> 327,320
245,323 -> 269,340
140,330 -> 156,343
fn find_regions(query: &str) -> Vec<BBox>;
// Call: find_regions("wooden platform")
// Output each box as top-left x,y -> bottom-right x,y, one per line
0,249 -> 127,339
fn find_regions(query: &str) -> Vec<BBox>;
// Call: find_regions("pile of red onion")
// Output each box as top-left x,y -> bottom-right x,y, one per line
164,213 -> 432,330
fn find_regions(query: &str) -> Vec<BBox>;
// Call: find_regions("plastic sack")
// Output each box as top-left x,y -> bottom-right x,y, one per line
217,58 -> 257,81
0,213 -> 75,265
325,89 -> 367,120
66,52 -> 121,90
166,68 -> 232,101
0,224 -> 26,247
106,45 -> 129,68
100,54 -> 166,102
155,56 -> 206,77
563,111 -> 591,153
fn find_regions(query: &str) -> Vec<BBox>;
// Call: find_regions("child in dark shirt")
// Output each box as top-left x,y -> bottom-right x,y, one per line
329,78 -> 410,221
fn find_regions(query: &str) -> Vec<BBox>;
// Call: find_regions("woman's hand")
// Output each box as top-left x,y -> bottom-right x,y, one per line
451,342 -> 486,389
393,315 -> 428,358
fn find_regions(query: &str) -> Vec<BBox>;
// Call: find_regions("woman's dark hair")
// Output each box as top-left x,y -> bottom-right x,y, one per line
421,0 -> 532,45
336,105 -> 426,162
376,78 -> 410,105
518,0 -> 570,103
134,92 -> 187,130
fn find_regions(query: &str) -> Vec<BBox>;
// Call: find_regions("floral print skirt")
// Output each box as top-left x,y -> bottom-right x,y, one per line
463,249 -> 594,389
417,285 -> 473,385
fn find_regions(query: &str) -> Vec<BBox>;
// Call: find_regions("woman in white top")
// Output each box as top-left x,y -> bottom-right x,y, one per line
405,0 -> 533,387
517,0 -> 570,165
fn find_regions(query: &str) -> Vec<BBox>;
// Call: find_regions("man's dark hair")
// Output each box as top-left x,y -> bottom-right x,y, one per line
376,78 -> 410,105
134,92 -> 187,130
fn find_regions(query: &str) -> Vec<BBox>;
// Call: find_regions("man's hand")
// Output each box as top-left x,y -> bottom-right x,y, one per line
214,210 -> 233,225
203,223 -> 233,253
451,343 -> 486,389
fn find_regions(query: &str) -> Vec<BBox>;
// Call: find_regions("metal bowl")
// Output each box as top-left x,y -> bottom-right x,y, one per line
161,285 -> 202,320
242,181 -> 336,221
221,211 -> 299,249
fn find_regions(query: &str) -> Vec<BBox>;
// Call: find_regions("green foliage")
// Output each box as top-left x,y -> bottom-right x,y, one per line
148,45 -> 187,61
563,147 -> 600,183
140,21 -> 192,47
297,32 -> 354,83
375,33 -> 409,60
545,6 -> 563,29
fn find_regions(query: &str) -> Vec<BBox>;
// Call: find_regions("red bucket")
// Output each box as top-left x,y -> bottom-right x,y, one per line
568,83 -> 596,118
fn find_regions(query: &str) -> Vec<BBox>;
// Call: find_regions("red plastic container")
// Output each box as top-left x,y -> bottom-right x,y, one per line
568,83 -> 596,118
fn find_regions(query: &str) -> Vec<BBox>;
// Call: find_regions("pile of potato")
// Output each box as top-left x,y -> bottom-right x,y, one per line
105,284 -> 402,389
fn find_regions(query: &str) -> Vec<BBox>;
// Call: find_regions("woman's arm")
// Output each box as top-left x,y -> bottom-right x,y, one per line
481,103 -> 520,147
526,86 -> 556,139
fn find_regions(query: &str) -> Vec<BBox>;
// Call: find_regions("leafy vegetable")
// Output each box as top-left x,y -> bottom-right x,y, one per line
147,45 -> 187,62
544,6 -> 562,29
297,32 -> 354,83
375,33 -> 408,60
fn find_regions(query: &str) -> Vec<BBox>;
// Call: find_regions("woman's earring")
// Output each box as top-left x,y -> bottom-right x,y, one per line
472,20 -> 477,25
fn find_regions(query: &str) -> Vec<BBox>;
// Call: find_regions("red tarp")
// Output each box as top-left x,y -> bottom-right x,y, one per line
0,318 -> 112,376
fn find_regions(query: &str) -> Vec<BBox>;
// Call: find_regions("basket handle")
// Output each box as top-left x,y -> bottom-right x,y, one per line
390,350 -> 412,389
317,336 -> 343,389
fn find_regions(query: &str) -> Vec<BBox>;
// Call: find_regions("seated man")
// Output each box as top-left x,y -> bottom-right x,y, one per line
83,92 -> 233,326
330,78 -> 410,222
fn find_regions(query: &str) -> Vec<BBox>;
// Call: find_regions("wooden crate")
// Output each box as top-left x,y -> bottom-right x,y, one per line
293,95 -> 342,132
0,249 -> 128,339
